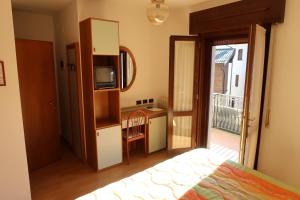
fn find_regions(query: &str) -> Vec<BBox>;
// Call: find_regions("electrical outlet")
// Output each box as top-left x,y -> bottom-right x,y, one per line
143,99 -> 148,104
136,100 -> 142,105
149,98 -> 154,103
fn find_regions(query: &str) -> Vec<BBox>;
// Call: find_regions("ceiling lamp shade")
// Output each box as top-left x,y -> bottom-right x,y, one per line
147,0 -> 169,25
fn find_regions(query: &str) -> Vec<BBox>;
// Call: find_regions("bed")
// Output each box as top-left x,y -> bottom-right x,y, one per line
77,148 -> 300,200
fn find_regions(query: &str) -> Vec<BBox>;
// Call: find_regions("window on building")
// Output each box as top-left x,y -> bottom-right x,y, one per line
238,49 -> 243,60
235,75 -> 240,87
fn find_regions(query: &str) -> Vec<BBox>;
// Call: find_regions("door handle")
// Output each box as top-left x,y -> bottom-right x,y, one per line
247,117 -> 256,127
248,117 -> 256,122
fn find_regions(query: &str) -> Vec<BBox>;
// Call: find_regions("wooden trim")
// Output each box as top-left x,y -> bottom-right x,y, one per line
239,24 -> 256,164
119,46 -> 137,92
173,111 -> 193,117
168,36 -> 200,150
254,24 -> 272,169
196,33 -> 250,148
212,37 -> 249,46
168,36 -> 175,150
88,17 -> 119,23
0,61 -> 6,86
80,19 -> 98,169
196,37 -> 210,147
190,0 -> 286,34
66,42 -> 86,162
66,50 -> 74,148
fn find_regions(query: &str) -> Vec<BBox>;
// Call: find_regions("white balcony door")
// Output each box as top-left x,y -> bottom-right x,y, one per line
241,25 -> 266,168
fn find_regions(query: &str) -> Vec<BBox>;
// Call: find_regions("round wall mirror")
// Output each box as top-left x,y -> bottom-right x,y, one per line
119,46 -> 136,92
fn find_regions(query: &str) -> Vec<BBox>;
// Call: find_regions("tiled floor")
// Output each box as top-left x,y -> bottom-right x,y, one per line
209,128 -> 240,162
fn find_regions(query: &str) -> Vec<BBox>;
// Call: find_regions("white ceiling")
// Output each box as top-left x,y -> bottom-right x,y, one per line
166,0 -> 211,7
11,0 -> 72,13
11,0 -> 213,13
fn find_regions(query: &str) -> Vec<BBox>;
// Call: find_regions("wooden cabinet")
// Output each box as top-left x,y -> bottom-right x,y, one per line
91,19 -> 119,55
80,18 -> 121,170
148,116 -> 167,153
96,126 -> 122,170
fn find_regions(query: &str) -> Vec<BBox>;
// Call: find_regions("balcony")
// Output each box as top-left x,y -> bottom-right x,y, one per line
209,94 -> 243,162
211,93 -> 243,134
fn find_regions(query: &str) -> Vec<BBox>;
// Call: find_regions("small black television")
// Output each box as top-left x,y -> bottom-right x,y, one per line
94,66 -> 116,89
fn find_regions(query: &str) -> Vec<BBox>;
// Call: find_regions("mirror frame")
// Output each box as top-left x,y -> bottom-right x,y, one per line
120,46 -> 137,92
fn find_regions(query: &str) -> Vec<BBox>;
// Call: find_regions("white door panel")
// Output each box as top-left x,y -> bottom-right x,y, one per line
91,19 -> 119,55
96,125 -> 122,170
244,25 -> 266,168
149,116 -> 167,153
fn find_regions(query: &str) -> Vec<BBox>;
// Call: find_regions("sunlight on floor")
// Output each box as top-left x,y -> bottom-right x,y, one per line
209,128 -> 240,162
210,143 -> 239,162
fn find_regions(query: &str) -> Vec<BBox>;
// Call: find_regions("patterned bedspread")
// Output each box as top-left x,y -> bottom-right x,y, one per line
77,149 -> 300,200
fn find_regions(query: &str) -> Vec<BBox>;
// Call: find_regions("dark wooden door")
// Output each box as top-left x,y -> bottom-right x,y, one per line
168,36 -> 200,152
16,39 -> 60,171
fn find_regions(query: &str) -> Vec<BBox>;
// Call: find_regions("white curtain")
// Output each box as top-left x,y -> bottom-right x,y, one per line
126,54 -> 133,84
244,25 -> 266,168
173,41 -> 195,111
172,41 -> 195,149
173,116 -> 192,148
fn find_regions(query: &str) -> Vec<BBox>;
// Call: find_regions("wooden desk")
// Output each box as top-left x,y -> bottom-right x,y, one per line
121,107 -> 167,153
121,108 -> 167,125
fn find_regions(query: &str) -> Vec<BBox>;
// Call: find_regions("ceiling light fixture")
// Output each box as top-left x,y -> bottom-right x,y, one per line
147,0 -> 169,25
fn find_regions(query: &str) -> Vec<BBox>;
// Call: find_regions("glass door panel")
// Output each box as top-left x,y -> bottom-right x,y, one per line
168,36 -> 199,150
172,116 -> 192,149
173,41 -> 195,112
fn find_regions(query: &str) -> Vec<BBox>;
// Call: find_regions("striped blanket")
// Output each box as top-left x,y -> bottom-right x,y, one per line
78,148 -> 300,200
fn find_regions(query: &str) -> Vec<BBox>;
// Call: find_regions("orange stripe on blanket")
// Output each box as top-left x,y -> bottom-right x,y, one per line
216,162 -> 300,199
179,189 -> 207,200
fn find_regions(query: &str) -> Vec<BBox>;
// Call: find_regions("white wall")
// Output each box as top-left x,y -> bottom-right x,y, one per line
190,0 -> 240,12
0,0 -> 31,199
258,0 -> 300,188
12,9 -> 62,136
228,44 -> 248,98
77,0 -> 189,108
13,10 -> 55,42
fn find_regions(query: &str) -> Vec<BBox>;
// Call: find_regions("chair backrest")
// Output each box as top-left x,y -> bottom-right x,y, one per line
126,110 -> 148,139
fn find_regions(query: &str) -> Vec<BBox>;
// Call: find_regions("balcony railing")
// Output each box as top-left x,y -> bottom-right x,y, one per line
212,93 -> 243,135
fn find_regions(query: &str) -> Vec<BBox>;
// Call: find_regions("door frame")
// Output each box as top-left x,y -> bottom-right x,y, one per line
196,25 -> 271,168
168,36 -> 200,152
196,28 -> 250,149
66,43 -> 86,161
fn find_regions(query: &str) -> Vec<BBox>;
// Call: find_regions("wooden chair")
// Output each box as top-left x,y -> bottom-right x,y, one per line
123,110 -> 148,164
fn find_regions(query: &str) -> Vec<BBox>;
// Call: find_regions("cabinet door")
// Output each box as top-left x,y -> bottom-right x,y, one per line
149,116 -> 167,153
96,125 -> 122,170
91,19 -> 119,55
